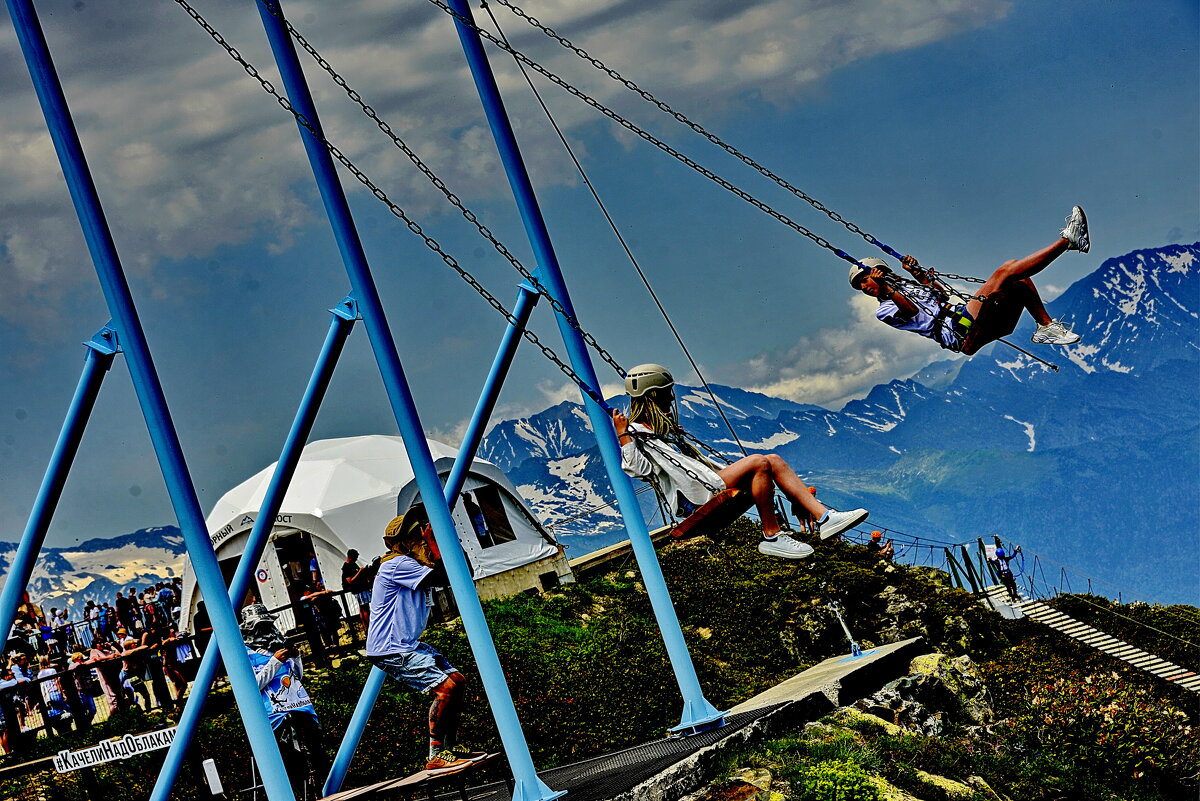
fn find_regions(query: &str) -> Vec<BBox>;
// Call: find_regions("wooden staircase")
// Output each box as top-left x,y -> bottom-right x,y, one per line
982,585 -> 1200,693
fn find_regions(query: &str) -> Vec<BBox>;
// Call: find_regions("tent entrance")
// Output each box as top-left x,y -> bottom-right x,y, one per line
460,485 -> 516,548
273,529 -> 323,601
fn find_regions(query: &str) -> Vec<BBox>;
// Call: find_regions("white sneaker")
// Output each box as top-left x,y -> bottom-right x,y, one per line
1060,205 -> 1089,253
817,508 -> 869,540
1031,320 -> 1080,345
757,534 -> 814,560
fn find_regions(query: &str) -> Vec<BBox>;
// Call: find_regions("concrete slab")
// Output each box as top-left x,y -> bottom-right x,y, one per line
730,637 -> 929,714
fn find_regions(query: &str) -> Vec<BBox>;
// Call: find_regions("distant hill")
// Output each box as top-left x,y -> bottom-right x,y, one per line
481,244 -> 1200,605
0,527 -> 184,617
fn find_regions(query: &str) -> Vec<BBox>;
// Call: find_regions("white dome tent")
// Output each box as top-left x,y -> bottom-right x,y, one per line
179,435 -> 572,634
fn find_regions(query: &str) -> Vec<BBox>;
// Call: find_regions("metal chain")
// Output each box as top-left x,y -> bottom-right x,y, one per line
487,0 -> 901,258
627,429 -> 725,494
171,0 -> 612,411
451,0 -> 990,303
253,0 -> 626,377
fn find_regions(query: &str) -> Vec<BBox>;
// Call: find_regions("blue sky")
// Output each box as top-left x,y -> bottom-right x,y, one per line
0,0 -> 1196,548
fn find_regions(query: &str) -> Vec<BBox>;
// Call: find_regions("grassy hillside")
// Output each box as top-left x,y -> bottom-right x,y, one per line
6,520 -> 1195,800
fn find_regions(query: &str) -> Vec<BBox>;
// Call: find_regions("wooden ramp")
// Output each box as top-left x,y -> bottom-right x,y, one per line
981,586 -> 1200,693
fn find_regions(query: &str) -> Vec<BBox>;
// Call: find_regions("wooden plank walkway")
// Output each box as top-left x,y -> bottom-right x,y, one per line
981,585 -> 1200,693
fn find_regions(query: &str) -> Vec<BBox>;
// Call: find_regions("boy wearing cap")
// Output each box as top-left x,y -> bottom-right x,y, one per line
240,603 -> 325,795
367,512 -> 483,775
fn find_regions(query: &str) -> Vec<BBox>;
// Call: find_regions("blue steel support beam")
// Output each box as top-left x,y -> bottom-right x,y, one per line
255,5 -> 558,799
0,331 -> 114,647
4,2 -> 296,798
150,301 -> 358,801
444,0 -> 724,732
325,282 -> 539,793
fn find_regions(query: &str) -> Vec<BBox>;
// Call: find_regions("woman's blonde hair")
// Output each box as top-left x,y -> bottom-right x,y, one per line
628,388 -> 712,466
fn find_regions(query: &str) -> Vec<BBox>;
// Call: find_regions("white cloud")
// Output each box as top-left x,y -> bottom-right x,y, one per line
740,293 -> 949,407
0,0 -> 1009,327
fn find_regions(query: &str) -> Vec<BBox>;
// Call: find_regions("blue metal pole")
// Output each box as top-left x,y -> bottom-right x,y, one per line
5,2 -> 296,797
150,302 -> 357,801
255,5 -> 558,798
442,282 -> 539,503
0,330 -> 114,647
443,0 -> 724,732
325,282 -> 538,793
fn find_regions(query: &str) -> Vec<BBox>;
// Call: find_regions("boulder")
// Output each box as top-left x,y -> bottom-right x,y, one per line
855,652 -> 993,735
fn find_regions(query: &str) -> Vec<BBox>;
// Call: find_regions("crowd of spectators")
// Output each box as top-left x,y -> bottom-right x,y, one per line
2,578 -> 195,756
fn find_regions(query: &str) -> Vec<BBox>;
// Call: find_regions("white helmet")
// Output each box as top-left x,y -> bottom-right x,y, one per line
625,363 -> 674,398
849,257 -> 890,288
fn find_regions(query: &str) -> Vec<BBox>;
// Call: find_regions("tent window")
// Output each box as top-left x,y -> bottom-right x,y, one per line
461,487 -> 516,548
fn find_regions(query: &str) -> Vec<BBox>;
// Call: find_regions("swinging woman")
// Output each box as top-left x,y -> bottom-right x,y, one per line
850,206 -> 1090,355
613,364 -> 868,560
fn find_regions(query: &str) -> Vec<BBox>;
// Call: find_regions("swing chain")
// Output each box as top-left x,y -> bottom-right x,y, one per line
173,0 -> 612,411
425,0 -> 872,269
467,0 -> 998,301
254,0 -> 627,379
483,0 -> 896,256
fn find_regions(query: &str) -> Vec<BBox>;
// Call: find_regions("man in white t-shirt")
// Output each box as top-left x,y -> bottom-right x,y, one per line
366,511 -> 484,775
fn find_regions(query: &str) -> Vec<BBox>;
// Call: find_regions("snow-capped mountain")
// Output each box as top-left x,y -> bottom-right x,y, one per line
0,527 -> 185,618
485,244 -> 1200,605
9,245 -> 1196,611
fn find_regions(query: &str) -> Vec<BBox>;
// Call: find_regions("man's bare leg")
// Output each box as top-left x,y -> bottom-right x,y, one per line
967,238 -> 1069,319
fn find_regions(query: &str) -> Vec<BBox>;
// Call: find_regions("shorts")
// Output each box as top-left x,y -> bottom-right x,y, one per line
368,643 -> 456,693
355,590 -> 372,606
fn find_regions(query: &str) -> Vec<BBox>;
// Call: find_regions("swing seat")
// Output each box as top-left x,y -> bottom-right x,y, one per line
668,488 -> 755,540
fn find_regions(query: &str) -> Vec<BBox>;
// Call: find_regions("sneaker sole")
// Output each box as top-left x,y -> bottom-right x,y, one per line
819,510 -> 869,540
426,762 -> 475,776
1031,334 -> 1081,345
756,543 -> 814,560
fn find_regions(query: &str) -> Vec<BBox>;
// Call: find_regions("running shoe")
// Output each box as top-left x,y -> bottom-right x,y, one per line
757,534 -> 815,560
817,508 -> 869,540
426,750 -> 475,775
447,744 -> 489,762
1031,320 -> 1080,345
1060,206 -> 1090,253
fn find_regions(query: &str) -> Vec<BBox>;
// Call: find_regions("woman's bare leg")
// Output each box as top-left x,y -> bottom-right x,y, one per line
718,454 -> 827,536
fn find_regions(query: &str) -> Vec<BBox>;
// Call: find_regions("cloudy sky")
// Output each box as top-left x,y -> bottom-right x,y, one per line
1,0 -> 1196,548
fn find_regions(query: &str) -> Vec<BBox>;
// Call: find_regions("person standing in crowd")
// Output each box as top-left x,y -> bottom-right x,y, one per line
301,582 -> 343,650
160,626 -> 192,698
0,666 -> 30,755
66,652 -> 97,725
115,589 -> 133,632
118,634 -> 152,710
240,603 -> 326,796
138,624 -> 175,712
341,549 -> 377,630
36,655 -> 73,735
86,639 -> 123,713
367,512 -> 484,775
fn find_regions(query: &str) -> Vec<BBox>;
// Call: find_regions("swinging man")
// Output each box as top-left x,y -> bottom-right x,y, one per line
613,364 -> 869,560
850,206 -> 1090,355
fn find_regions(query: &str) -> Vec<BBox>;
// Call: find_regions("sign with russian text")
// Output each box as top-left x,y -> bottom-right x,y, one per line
53,727 -> 178,773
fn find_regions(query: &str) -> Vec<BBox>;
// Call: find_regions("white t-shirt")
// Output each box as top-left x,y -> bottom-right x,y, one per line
877,284 -> 961,350
365,554 -> 433,656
